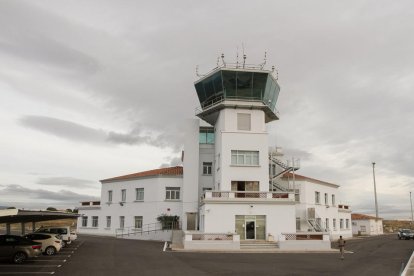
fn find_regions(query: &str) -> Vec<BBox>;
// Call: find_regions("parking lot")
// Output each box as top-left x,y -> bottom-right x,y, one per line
1,234 -> 412,275
0,240 -> 84,275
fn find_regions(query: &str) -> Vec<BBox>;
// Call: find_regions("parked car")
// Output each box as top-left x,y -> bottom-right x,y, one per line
398,229 -> 414,240
35,226 -> 72,247
0,235 -> 42,263
70,231 -> 77,241
24,233 -> 62,255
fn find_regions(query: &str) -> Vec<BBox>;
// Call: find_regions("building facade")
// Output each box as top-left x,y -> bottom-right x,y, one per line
351,213 -> 383,236
77,62 -> 352,243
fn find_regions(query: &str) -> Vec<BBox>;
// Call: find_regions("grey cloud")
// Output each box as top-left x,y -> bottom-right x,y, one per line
19,115 -> 181,150
0,184 -> 98,202
36,177 -> 97,189
159,156 -> 182,168
20,115 -> 107,144
0,1 -> 100,76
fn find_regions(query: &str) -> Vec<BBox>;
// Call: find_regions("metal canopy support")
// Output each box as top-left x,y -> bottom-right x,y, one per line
6,223 -> 10,234
32,221 -> 36,232
21,222 -> 25,235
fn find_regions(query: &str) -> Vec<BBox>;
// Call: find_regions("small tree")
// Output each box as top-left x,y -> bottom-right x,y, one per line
66,209 -> 73,213
46,207 -> 57,211
6,206 -> 16,209
156,214 -> 179,230
73,209 -> 79,214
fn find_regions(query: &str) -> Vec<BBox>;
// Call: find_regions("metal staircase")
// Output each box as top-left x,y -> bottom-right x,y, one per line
269,152 -> 300,192
307,208 -> 326,232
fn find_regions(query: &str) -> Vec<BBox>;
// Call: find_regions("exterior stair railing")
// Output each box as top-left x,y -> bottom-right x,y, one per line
115,221 -> 180,238
269,154 -> 300,192
306,208 -> 327,232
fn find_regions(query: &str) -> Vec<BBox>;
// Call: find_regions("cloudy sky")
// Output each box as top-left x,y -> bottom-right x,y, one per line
0,0 -> 413,219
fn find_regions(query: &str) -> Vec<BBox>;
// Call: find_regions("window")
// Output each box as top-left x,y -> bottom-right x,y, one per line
166,187 -> 180,200
82,216 -> 88,227
237,113 -> 251,131
340,219 -> 344,229
346,219 -> 349,229
326,218 -> 329,230
294,189 -> 300,202
199,128 -> 214,144
360,225 -> 366,232
121,189 -> 126,202
108,190 -> 113,202
315,191 -> 320,204
324,193 -> 328,205
92,216 -> 98,227
231,150 -> 259,166
332,194 -> 335,206
296,217 -> 301,231
134,216 -> 143,229
119,216 -> 125,229
135,188 -> 144,201
203,187 -> 212,192
333,219 -> 337,230
106,216 -> 111,228
203,162 -> 212,175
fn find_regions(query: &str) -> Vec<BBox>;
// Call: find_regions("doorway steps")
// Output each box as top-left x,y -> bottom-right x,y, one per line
240,240 -> 279,250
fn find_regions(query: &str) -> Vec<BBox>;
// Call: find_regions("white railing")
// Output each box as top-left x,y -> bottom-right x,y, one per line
202,191 -> 294,201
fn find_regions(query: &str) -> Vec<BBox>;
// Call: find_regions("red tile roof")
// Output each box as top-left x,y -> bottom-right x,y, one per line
101,166 -> 183,183
282,172 -> 339,187
351,213 -> 382,220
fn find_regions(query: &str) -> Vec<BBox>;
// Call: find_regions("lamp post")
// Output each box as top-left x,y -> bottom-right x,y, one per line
410,192 -> 413,224
372,162 -> 379,219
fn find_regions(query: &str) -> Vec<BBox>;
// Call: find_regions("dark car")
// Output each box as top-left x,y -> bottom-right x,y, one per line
0,235 -> 42,263
398,229 -> 414,240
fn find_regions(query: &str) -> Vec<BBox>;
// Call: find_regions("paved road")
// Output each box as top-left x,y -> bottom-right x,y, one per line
55,234 -> 413,276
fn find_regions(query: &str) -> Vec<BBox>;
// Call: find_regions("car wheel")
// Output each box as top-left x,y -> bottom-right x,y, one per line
45,246 -> 56,256
13,252 -> 27,264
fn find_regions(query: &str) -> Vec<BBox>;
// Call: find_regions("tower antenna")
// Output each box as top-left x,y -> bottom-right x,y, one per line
221,53 -> 226,67
260,51 -> 267,69
236,47 -> 239,68
242,43 -> 246,69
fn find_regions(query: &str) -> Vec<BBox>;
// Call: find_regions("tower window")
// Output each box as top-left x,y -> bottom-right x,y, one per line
231,150 -> 259,166
237,113 -> 251,131
203,162 -> 212,175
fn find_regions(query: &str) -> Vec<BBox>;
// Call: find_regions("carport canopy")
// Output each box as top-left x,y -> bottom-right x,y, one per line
0,209 -> 79,235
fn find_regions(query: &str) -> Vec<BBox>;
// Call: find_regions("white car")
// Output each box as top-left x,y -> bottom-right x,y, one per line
24,233 -> 62,255
35,227 -> 72,247
70,231 -> 77,241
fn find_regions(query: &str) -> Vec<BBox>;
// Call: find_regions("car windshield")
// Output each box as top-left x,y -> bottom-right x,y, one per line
402,229 -> 412,233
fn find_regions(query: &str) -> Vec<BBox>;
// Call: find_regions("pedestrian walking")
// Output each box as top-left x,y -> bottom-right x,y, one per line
338,235 -> 346,260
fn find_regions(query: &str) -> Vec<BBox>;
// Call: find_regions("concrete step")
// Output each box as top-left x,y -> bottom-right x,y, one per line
240,241 -> 279,249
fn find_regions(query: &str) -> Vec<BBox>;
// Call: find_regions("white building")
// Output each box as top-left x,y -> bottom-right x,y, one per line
351,213 -> 383,236
77,61 -> 352,248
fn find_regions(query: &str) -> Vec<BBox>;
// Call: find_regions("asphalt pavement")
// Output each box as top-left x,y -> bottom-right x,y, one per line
52,234 -> 413,276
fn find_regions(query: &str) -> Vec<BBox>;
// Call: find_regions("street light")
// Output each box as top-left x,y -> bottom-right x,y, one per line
410,192 -> 413,224
372,162 -> 379,219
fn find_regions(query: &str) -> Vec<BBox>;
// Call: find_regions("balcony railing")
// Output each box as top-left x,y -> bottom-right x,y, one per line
202,191 -> 294,202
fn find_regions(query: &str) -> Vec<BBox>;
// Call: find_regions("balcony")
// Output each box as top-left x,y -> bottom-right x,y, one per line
202,191 -> 295,204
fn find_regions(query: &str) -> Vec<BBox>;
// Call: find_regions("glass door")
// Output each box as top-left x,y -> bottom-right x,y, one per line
245,220 -> 256,240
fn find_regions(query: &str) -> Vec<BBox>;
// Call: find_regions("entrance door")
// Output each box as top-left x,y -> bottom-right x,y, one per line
245,220 -> 255,240
186,213 -> 196,230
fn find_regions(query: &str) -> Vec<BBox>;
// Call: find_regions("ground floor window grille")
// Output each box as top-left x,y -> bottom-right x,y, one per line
92,216 -> 99,227
296,217 -> 301,231
82,216 -> 88,227
134,216 -> 143,229
340,219 -> 344,229
346,219 -> 349,229
119,216 -> 125,229
333,219 -> 337,230
106,216 -> 111,228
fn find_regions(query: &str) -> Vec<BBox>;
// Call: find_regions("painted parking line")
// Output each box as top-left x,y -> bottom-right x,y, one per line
0,264 -> 61,268
0,273 -> 55,275
27,259 -> 67,262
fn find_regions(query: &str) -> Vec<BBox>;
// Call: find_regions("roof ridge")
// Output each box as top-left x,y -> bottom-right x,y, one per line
101,166 -> 183,183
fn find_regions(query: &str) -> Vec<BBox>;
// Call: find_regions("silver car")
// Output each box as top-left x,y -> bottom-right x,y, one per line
0,235 -> 42,263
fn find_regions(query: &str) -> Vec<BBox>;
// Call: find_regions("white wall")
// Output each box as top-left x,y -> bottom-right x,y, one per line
182,119 -> 200,230
215,108 -> 269,192
77,176 -> 183,236
352,219 -> 383,235
200,203 -> 296,241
